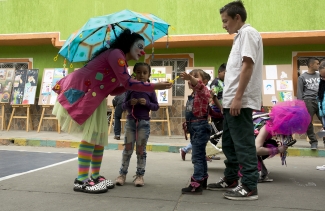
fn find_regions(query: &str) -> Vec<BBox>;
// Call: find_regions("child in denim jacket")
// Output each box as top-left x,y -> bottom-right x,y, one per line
180,69 -> 212,195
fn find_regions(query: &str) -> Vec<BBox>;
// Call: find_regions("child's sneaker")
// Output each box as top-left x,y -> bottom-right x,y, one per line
207,177 -> 238,191
181,176 -> 203,195
133,175 -> 144,187
223,184 -> 258,200
73,178 -> 108,194
206,156 -> 212,162
316,165 -> 325,170
179,148 -> 186,161
211,155 -> 221,160
91,175 -> 115,189
115,175 -> 126,186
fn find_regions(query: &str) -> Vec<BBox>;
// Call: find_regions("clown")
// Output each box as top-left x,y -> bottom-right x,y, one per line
52,29 -> 172,194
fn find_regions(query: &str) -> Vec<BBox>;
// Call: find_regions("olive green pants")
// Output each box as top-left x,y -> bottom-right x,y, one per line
222,108 -> 258,190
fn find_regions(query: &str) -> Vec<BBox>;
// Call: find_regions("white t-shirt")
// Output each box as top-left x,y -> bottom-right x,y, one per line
223,24 -> 263,110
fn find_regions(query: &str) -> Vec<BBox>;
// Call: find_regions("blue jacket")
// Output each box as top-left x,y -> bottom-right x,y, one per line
318,94 -> 325,116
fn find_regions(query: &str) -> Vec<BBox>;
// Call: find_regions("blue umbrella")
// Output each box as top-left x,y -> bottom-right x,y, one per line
58,9 -> 170,63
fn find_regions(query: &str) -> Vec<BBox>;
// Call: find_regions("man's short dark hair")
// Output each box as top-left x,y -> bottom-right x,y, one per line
218,63 -> 227,73
307,57 -> 319,67
220,0 -> 247,22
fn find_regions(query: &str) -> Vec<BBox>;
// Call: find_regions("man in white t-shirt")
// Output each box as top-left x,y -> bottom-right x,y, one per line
207,0 -> 263,201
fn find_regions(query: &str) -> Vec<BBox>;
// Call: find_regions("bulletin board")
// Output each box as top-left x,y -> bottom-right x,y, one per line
0,68 -> 15,103
262,64 -> 293,107
38,68 -> 68,105
183,67 -> 215,106
107,66 -> 173,106
10,69 -> 39,105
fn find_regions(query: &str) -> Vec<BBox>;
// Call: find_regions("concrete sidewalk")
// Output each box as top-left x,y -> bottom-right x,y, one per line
0,130 -> 324,157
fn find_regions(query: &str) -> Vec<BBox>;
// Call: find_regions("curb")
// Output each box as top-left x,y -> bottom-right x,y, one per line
1,138 -> 325,157
0,138 -> 184,153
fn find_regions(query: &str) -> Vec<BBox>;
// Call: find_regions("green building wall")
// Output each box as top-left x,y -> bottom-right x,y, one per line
0,0 -> 324,38
0,0 -> 324,93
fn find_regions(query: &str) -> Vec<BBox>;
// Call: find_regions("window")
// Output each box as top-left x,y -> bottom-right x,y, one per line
0,58 -> 32,71
0,62 -> 29,70
150,59 -> 188,96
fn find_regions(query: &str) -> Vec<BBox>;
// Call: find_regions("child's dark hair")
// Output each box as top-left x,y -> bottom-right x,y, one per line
318,61 -> 325,111
190,69 -> 210,84
220,0 -> 247,22
218,63 -> 227,73
133,62 -> 151,82
86,29 -> 144,63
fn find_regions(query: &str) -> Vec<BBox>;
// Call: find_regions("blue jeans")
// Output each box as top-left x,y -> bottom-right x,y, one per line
188,120 -> 210,181
304,99 -> 322,143
114,104 -> 123,136
182,143 -> 192,153
119,119 -> 150,176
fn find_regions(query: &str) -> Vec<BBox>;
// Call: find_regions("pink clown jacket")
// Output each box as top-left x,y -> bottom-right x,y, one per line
52,49 -> 154,125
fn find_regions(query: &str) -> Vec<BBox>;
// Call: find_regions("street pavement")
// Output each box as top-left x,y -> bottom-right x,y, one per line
0,145 -> 325,211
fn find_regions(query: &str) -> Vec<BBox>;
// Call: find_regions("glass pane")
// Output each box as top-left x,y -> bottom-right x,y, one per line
151,60 -> 163,66
1,63 -> 14,68
175,84 -> 185,96
150,58 -> 189,96
176,60 -> 188,73
16,63 -> 28,70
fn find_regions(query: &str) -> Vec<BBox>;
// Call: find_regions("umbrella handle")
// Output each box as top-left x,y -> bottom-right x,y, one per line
111,24 -> 117,39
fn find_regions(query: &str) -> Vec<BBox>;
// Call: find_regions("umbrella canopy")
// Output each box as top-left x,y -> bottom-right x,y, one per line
58,9 -> 170,63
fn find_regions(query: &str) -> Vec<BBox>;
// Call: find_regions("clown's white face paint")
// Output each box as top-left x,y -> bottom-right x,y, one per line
129,40 -> 145,61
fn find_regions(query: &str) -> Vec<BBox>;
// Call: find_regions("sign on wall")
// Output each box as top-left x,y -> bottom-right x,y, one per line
150,66 -> 173,106
38,68 -> 67,105
0,68 -> 15,103
10,69 -> 39,105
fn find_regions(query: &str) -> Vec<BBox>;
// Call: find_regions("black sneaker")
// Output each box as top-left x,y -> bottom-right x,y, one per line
207,177 -> 238,191
73,178 -> 108,194
91,175 -> 115,189
223,184 -> 258,200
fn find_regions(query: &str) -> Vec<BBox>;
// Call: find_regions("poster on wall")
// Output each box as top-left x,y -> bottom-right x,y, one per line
10,69 -> 39,105
262,65 -> 293,106
38,68 -> 68,105
0,68 -> 15,103
183,67 -> 215,106
276,80 -> 293,91
263,80 -> 275,94
265,65 -> 278,79
150,66 -> 173,106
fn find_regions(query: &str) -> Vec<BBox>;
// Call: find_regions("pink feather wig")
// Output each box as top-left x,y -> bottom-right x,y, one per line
265,100 -> 311,135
